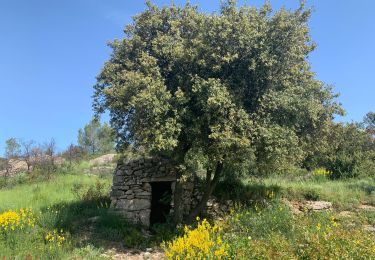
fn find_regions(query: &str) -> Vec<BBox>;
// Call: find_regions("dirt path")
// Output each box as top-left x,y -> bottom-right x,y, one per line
102,248 -> 164,260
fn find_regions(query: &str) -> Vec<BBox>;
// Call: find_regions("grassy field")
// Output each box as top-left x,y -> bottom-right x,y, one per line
0,165 -> 374,259
0,174 -> 109,211
262,176 -> 375,210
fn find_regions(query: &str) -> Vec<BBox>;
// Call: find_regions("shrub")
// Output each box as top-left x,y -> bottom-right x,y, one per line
44,229 -> 66,248
313,168 -> 331,177
163,218 -> 228,259
71,180 -> 109,203
222,203 -> 375,259
0,208 -> 36,233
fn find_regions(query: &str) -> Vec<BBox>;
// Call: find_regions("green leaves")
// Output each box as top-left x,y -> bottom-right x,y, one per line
94,1 -> 342,175
78,119 -> 114,155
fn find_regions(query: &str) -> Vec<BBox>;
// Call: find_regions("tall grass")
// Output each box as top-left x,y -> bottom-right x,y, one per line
261,176 -> 375,210
0,174 -> 111,211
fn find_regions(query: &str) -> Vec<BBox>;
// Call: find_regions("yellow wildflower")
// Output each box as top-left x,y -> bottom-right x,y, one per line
163,218 -> 228,259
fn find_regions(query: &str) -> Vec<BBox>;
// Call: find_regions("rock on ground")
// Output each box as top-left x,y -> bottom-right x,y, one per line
102,248 -> 165,260
302,200 -> 332,211
358,204 -> 375,211
284,200 -> 333,214
90,154 -> 117,166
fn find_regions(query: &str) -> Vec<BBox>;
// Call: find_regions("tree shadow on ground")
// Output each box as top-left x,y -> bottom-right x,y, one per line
214,178 -> 283,206
40,197 -> 177,253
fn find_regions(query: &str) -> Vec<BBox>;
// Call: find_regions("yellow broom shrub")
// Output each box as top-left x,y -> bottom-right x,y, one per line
163,218 -> 228,259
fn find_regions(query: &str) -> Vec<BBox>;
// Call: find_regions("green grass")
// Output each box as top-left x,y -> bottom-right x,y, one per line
1,164 -> 374,258
215,175 -> 375,211
0,166 -> 177,258
222,201 -> 375,259
0,174 -> 109,211
261,176 -> 375,210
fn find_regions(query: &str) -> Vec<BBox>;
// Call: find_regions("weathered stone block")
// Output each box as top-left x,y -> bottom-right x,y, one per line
113,185 -> 129,190
124,169 -> 133,175
143,183 -> 151,192
113,176 -> 124,183
116,170 -> 125,176
145,166 -> 157,173
139,209 -> 151,226
110,190 -> 125,197
137,191 -> 151,197
118,199 -> 151,211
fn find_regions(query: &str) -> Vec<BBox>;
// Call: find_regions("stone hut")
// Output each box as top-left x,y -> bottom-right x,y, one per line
110,157 -> 195,227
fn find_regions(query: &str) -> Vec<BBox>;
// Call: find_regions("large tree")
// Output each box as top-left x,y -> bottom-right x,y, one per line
94,1 -> 341,222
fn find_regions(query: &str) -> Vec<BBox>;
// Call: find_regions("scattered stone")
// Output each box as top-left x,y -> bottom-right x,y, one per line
363,225 -> 375,233
89,153 -> 117,165
302,201 -> 332,211
87,216 -> 100,223
358,204 -> 375,211
337,211 -> 354,219
143,252 -> 151,259
283,200 -> 332,214
283,199 -> 303,215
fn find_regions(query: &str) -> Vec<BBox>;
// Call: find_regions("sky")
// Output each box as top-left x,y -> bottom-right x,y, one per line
0,0 -> 374,155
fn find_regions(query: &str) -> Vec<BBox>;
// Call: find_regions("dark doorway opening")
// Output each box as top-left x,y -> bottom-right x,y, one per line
150,182 -> 172,225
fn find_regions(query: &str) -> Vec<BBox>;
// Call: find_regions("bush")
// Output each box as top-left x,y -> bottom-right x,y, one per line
327,152 -> 361,179
163,218 -> 228,259
71,180 -> 109,203
0,207 -> 69,258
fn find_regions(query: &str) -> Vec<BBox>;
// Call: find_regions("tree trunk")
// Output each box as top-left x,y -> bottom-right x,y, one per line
173,178 -> 184,225
26,160 -> 31,172
186,161 -> 223,223
171,144 -> 191,225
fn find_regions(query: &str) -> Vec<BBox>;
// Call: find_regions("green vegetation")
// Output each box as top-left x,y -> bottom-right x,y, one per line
1,1 -> 374,258
93,0 -> 375,223
214,176 -> 375,210
0,161 -> 179,258
223,202 -> 375,259
78,119 -> 115,155
5,137 -> 21,159
1,160 -> 374,258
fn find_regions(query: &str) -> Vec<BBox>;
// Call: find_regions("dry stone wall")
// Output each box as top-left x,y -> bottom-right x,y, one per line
110,157 -> 195,226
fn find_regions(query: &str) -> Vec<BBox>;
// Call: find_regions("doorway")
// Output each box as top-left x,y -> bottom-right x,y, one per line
150,182 -> 172,225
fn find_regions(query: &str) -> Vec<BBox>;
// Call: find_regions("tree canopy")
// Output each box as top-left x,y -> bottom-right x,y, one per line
5,138 -> 21,159
78,119 -> 115,155
363,111 -> 375,136
94,0 -> 342,221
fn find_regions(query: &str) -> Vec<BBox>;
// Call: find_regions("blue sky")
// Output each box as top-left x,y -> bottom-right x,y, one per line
0,0 -> 374,155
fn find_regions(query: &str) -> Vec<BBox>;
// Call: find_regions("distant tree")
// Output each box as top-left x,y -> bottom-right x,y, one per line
78,119 -> 115,155
20,140 -> 35,172
5,138 -> 21,159
44,138 -> 56,163
363,111 -> 375,136
43,138 -> 56,173
311,122 -> 375,179
94,1 -> 342,222
31,145 -> 44,164
62,143 -> 85,166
